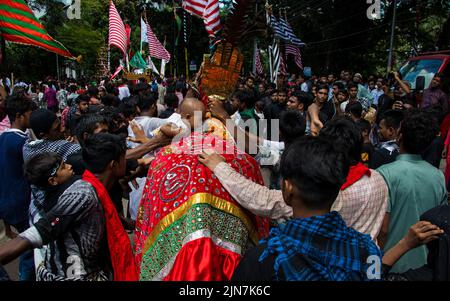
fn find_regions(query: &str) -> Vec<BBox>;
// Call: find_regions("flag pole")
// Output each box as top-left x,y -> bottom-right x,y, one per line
252,2 -> 258,75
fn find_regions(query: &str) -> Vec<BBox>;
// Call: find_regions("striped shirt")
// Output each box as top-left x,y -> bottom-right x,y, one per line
20,180 -> 111,281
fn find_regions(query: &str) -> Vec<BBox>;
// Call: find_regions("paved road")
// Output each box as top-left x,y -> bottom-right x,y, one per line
0,221 -> 19,281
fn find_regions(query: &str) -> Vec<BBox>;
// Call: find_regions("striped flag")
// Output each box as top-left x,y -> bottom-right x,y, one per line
268,14 -> 305,47
145,20 -> 170,61
269,41 -> 280,84
109,0 -> 127,57
110,64 -> 124,80
182,0 -> 222,38
279,51 -> 287,76
0,0 -> 74,58
285,43 -> 303,69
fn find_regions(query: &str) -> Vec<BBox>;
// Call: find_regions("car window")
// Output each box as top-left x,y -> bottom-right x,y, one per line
399,59 -> 443,89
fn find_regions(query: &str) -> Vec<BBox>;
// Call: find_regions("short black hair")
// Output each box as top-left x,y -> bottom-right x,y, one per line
380,109 -> 404,129
100,94 -> 119,107
356,119 -> 371,135
232,90 -> 257,109
279,111 -> 306,145
82,133 -> 126,173
164,93 -> 179,108
280,136 -> 350,209
345,101 -> 363,119
118,96 -> 139,119
347,81 -> 359,91
88,86 -> 98,97
137,92 -> 157,112
5,94 -> 35,123
319,116 -> 362,165
76,93 -> 90,104
24,152 -> 62,189
290,91 -> 312,108
75,114 -> 108,145
134,82 -> 149,94
316,83 -> 329,92
333,82 -> 345,91
422,105 -> 446,126
400,111 -> 439,154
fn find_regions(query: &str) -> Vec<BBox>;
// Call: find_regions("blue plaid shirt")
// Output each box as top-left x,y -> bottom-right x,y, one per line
259,211 -> 383,281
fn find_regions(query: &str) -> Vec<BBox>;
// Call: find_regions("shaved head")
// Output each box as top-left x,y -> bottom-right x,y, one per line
180,98 -> 206,116
179,98 -> 206,131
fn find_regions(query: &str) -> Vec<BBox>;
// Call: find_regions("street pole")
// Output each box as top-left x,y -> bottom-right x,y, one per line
387,0 -> 398,73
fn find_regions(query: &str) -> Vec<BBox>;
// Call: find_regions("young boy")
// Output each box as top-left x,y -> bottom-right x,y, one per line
0,94 -> 36,281
231,136 -> 382,281
24,152 -> 76,213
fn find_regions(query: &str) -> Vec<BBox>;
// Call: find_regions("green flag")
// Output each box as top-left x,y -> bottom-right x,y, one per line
129,51 -> 147,70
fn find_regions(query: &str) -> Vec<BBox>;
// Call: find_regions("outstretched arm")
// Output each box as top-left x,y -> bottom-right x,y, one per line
0,237 -> 33,266
198,151 -> 293,221
382,221 -> 443,268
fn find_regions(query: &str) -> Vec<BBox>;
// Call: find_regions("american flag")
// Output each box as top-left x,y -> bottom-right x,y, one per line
145,20 -> 171,61
268,14 -> 305,48
108,0 -> 127,57
285,43 -> 303,69
182,0 -> 222,38
255,48 -> 263,75
279,51 -> 287,76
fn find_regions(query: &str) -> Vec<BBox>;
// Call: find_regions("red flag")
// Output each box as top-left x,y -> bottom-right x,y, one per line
182,0 -> 222,38
108,0 -> 127,57
145,20 -> 171,61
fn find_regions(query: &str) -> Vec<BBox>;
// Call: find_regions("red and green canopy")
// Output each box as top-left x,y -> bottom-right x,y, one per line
0,0 -> 75,59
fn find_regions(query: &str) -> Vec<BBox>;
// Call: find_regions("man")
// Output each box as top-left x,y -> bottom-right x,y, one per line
369,110 -> 404,169
341,82 -> 370,113
63,93 -> 89,135
0,94 -> 36,280
230,90 -> 258,135
421,73 -> 448,113
307,84 -> 334,135
231,136 -> 383,281
286,91 -> 311,118
0,134 -> 137,281
377,111 -> 448,273
134,98 -> 269,281
244,76 -> 255,92
44,84 -> 58,113
200,117 -> 388,241
118,78 -> 131,101
353,73 -> 374,105
345,101 -> 363,122
159,93 -> 179,119
371,78 -> 385,106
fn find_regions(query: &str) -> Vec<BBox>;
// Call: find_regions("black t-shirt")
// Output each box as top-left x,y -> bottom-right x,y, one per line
369,147 -> 399,169
231,243 -> 277,281
361,143 -> 375,166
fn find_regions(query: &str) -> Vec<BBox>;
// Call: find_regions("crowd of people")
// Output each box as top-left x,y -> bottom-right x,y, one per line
0,67 -> 449,281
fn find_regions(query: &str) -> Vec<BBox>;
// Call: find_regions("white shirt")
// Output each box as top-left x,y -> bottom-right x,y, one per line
118,85 -> 130,100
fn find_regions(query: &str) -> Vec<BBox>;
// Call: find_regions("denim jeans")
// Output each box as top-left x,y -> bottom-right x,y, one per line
12,220 -> 35,281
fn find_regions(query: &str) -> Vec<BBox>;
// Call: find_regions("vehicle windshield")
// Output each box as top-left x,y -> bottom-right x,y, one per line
399,59 -> 443,89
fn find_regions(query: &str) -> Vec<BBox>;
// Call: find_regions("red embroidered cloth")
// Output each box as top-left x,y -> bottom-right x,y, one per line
134,132 -> 269,280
